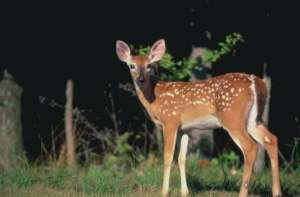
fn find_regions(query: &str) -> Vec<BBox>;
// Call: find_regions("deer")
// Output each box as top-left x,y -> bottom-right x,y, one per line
115,39 -> 282,197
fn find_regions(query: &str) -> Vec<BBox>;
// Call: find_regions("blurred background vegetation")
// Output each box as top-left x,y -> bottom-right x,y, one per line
1,32 -> 300,196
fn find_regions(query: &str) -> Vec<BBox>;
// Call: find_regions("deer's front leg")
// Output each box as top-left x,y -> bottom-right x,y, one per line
162,123 -> 178,197
178,134 -> 189,196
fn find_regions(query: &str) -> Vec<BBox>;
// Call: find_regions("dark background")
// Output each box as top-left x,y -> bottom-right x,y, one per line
0,1 -> 299,160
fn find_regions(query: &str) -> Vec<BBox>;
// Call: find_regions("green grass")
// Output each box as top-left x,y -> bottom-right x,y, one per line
0,155 -> 299,197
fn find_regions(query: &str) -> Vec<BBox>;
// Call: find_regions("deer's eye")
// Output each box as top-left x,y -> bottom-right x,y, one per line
129,64 -> 136,69
146,64 -> 155,71
146,65 -> 151,71
146,63 -> 157,72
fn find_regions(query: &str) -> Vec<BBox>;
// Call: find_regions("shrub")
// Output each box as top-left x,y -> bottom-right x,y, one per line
138,32 -> 244,81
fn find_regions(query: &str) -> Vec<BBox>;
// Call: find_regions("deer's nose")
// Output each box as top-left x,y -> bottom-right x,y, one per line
138,75 -> 145,83
138,71 -> 145,83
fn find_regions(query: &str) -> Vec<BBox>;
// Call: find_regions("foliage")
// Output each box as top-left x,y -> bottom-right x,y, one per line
211,151 -> 240,169
284,137 -> 300,169
101,132 -> 143,168
290,137 -> 300,165
201,33 -> 244,64
138,33 -> 244,81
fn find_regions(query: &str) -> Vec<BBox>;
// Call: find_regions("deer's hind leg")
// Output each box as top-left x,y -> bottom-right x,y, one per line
217,107 -> 258,197
224,125 -> 258,197
250,124 -> 282,197
245,93 -> 281,196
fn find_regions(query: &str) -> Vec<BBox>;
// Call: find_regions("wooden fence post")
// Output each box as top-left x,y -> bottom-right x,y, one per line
65,80 -> 76,166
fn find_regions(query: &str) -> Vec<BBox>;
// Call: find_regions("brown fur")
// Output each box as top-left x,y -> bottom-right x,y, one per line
255,77 -> 267,123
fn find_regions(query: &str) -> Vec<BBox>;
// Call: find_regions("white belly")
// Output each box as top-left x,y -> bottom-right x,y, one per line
180,115 -> 221,131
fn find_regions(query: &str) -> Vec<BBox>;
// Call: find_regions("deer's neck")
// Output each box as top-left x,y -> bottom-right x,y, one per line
134,80 -> 157,106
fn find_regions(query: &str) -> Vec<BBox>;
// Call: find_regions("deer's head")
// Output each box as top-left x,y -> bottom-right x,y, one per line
116,39 -> 166,88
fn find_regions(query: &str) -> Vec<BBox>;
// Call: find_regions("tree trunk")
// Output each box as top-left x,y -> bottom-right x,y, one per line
0,70 -> 23,170
65,80 -> 76,166
187,47 -> 214,158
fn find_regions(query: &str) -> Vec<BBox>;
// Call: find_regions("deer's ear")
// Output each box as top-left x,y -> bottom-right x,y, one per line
116,40 -> 131,63
149,39 -> 166,63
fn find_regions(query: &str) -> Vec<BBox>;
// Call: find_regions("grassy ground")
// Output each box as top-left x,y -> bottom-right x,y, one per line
1,155 -> 299,197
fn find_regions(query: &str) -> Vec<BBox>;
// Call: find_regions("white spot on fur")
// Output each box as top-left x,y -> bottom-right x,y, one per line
193,100 -> 203,105
160,92 -> 175,97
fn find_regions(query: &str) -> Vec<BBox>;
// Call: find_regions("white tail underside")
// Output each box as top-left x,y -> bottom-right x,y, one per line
247,75 -> 264,145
